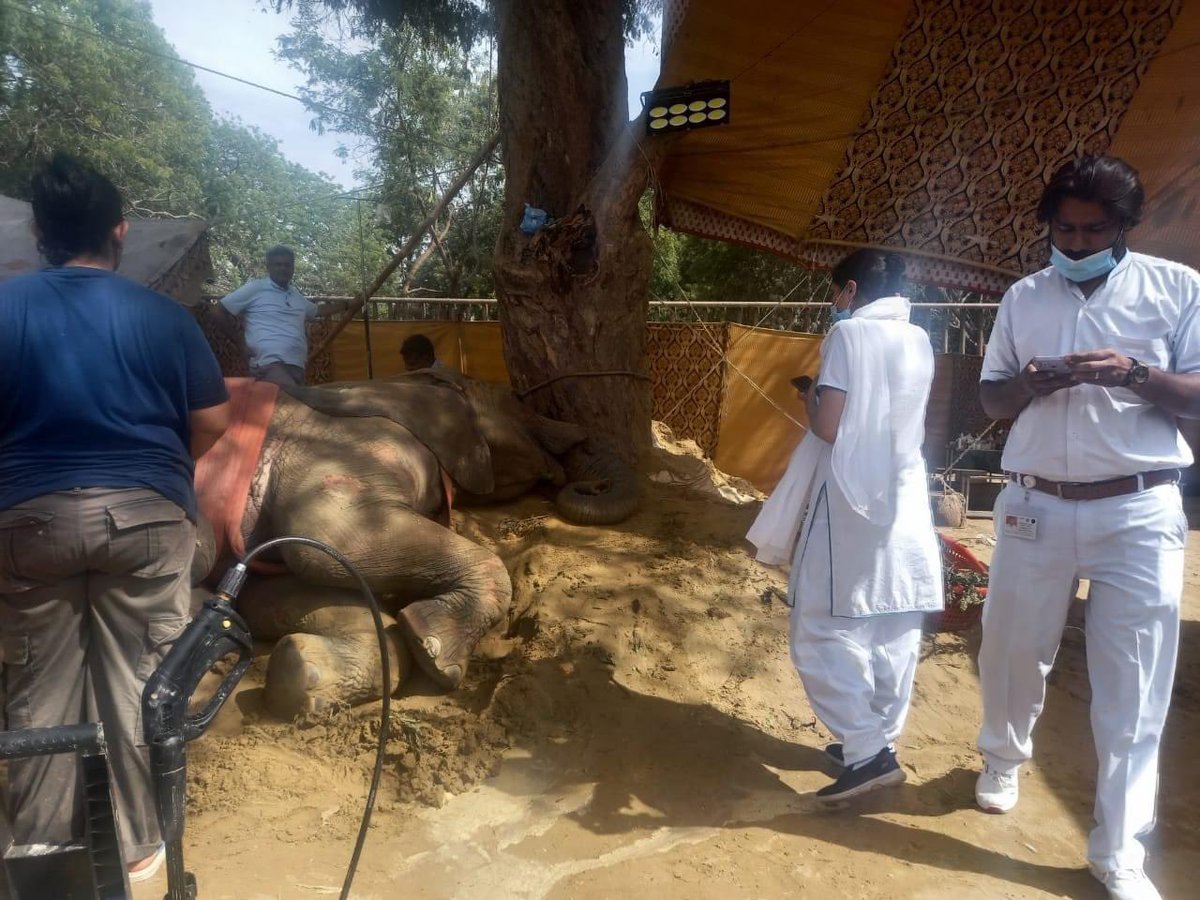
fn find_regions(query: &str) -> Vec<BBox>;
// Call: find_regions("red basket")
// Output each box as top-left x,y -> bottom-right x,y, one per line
934,533 -> 988,632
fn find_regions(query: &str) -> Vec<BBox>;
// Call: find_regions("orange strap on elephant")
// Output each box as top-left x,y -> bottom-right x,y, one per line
195,378 -> 279,566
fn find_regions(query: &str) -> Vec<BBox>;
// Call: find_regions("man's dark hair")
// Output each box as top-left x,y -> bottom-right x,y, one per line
30,153 -> 124,266
831,249 -> 906,302
401,333 -> 436,363
265,244 -> 295,260
1037,155 -> 1144,227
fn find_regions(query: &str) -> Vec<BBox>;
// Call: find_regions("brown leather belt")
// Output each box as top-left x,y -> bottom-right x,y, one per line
1006,468 -> 1181,501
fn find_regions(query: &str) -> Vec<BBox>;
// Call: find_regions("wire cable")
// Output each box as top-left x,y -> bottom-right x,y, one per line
3,0 -> 473,156
227,536 -> 391,900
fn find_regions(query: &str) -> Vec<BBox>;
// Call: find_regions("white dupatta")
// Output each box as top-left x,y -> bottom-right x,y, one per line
746,295 -> 914,564
829,295 -> 913,526
744,432 -> 828,565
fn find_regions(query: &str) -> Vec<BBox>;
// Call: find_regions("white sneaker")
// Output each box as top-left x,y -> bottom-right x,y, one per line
975,764 -> 1018,813
1089,867 -> 1162,900
128,843 -> 166,884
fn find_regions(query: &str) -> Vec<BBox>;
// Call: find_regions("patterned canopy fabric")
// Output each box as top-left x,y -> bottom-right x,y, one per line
654,0 -> 1200,294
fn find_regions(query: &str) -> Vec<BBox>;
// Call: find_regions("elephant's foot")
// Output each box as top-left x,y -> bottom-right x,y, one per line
398,591 -> 502,691
264,626 -> 412,719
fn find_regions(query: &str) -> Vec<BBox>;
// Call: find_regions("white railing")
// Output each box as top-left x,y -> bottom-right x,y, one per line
201,296 -> 1002,356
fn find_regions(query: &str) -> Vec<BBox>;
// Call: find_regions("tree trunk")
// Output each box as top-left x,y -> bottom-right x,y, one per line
493,0 -> 655,462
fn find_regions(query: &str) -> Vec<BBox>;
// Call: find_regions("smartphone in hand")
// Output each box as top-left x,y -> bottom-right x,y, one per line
791,375 -> 814,393
1030,356 -> 1071,375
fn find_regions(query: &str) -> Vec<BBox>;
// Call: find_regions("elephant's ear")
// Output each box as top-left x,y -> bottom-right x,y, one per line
281,382 -> 495,495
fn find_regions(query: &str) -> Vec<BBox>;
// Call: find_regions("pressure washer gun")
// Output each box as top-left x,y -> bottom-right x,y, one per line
141,566 -> 253,900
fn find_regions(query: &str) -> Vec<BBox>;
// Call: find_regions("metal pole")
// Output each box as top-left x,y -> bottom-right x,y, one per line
357,199 -> 374,379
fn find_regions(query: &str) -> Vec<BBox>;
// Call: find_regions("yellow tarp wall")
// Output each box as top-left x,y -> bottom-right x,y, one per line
329,320 -> 825,492
715,324 -> 821,492
331,321 -> 510,383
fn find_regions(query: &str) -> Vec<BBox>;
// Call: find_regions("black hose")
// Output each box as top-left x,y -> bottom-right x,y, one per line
236,537 -> 391,900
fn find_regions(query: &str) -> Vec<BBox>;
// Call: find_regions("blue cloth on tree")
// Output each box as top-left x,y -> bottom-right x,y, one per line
520,204 -> 550,235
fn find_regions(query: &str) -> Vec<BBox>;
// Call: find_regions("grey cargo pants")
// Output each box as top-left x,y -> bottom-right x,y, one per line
0,487 -> 195,862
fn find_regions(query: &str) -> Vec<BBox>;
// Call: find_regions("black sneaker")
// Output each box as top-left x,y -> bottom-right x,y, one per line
815,747 -> 906,803
824,743 -> 845,767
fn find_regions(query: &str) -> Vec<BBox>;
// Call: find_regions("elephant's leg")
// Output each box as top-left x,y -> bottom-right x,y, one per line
266,628 -> 410,718
237,574 -> 397,640
237,576 -> 413,718
273,504 -> 511,692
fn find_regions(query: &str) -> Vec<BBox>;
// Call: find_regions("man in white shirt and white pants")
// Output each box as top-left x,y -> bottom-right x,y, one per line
977,155 -> 1200,900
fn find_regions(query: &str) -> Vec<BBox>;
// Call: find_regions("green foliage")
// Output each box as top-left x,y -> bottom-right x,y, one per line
641,192 -> 835,330
203,119 -> 396,293
0,0 -> 211,216
274,0 -> 663,46
275,0 -> 492,50
0,0 -> 395,295
276,0 -> 502,300
0,0 -> 826,313
673,234 -> 820,303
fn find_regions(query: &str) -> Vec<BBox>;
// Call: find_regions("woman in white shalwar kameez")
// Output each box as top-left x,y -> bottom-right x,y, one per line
747,250 -> 943,803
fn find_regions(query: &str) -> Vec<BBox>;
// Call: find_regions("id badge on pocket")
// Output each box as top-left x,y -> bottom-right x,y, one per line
1001,500 -> 1040,541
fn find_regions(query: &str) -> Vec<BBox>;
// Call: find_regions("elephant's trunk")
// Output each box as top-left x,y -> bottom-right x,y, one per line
555,439 -> 641,526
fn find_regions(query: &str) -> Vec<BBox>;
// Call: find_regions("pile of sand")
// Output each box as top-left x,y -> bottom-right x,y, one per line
160,477 -> 1199,900
646,421 -> 764,506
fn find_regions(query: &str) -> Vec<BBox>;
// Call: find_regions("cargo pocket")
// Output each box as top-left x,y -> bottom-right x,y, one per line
106,497 -> 191,578
134,615 -> 190,745
1,635 -> 33,731
0,510 -> 57,593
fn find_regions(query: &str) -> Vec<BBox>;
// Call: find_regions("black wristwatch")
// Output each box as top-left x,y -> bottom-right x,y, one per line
1123,357 -> 1151,386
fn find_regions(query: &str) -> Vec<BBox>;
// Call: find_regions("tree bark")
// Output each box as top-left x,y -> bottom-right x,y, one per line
493,0 -> 655,462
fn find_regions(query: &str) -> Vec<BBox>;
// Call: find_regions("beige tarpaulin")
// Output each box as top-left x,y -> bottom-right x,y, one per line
655,0 -> 1200,293
0,194 -> 211,302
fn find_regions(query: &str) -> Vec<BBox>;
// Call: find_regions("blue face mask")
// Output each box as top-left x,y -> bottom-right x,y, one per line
831,307 -> 853,323
1050,243 -> 1119,283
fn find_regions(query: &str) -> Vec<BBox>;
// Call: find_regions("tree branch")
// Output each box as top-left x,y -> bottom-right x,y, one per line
307,130 -> 500,362
402,212 -> 453,294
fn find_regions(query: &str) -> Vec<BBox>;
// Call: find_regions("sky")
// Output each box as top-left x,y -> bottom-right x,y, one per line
146,1 -> 663,190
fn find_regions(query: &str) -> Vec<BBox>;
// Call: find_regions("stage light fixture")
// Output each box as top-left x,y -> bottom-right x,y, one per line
642,80 -> 731,135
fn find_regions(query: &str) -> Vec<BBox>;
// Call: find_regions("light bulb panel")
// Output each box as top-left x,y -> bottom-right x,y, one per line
641,80 -> 731,136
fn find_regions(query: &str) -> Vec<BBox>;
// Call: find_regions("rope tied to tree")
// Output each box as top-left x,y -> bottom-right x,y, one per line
515,370 -> 651,400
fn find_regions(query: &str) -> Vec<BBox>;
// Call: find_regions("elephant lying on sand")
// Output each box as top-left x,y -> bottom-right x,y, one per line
195,372 -> 640,718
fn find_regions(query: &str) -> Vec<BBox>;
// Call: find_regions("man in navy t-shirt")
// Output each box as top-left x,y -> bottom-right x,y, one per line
0,153 -> 229,884
0,266 -> 228,517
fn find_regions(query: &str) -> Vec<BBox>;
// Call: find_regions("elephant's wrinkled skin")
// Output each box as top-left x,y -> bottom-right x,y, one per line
197,372 -> 640,718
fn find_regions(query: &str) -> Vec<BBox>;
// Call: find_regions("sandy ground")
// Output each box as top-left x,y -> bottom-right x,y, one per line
125,481 -> 1200,900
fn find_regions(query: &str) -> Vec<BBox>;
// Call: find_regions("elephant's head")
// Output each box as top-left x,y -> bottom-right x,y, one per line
386,373 -> 641,526
285,374 -> 640,525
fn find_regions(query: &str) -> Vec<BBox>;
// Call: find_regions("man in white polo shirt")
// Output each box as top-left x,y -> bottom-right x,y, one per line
976,155 -> 1200,900
218,245 -> 344,386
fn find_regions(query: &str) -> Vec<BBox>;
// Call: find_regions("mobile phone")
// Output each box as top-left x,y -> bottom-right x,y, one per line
1030,356 -> 1071,375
